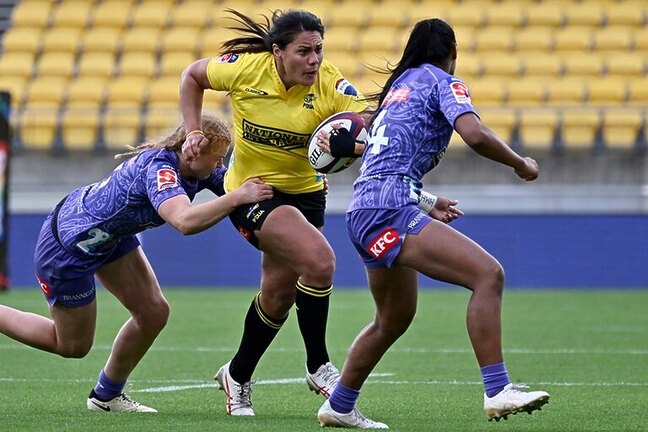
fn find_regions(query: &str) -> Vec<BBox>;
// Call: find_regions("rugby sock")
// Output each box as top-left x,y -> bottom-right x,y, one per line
296,280 -> 333,373
481,362 -> 511,397
229,292 -> 286,384
93,369 -> 125,401
329,382 -> 360,414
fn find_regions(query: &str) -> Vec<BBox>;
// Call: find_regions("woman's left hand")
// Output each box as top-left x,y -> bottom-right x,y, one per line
430,197 -> 464,223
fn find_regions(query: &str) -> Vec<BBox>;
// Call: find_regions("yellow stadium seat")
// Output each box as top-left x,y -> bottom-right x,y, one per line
35,52 -> 76,79
145,107 -> 182,140
606,3 -> 646,27
80,27 -> 123,54
546,79 -> 586,106
147,77 -> 182,109
514,27 -> 554,53
24,77 -> 68,109
40,27 -> 83,54
445,3 -> 485,28
105,78 -> 149,109
480,108 -> 517,143
453,26 -> 476,52
76,52 -> 116,80
91,0 -> 135,29
519,109 -> 558,153
0,52 -> 35,79
473,26 -> 515,53
601,109 -> 643,151
10,1 -> 53,29
209,2 -> 257,28
633,27 -> 648,52
593,26 -> 633,52
60,107 -> 101,151
118,53 -> 157,79
506,79 -> 547,106
366,3 -> 409,28
119,28 -> 161,54
605,53 -> 645,78
328,51 -> 363,79
562,54 -> 603,79
480,55 -> 521,78
520,53 -> 562,79
199,27 -> 242,57
553,27 -> 593,52
327,1 -> 370,28
524,3 -> 564,28
561,108 -> 600,152
627,79 -> 648,106
130,1 -> 173,29
564,3 -> 604,27
357,27 -> 400,53
586,78 -> 627,106
456,56 -> 482,81
408,3 -> 450,25
65,77 -> 107,107
1,27 -> 43,54
103,107 -> 143,150
50,1 -> 95,29
351,75 -> 382,99
170,1 -> 212,28
18,105 -> 59,150
158,52 -> 196,78
324,28 -> 360,53
468,79 -> 506,107
485,4 -> 525,28
159,27 -> 201,55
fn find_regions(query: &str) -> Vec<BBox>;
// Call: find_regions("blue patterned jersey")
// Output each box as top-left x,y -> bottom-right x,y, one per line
348,64 -> 477,211
56,148 -> 226,257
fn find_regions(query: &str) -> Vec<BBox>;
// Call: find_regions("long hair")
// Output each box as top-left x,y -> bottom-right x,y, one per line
220,8 -> 325,54
115,113 -> 231,159
369,19 -> 456,108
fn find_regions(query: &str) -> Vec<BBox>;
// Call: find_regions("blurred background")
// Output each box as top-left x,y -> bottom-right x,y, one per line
0,0 -> 646,289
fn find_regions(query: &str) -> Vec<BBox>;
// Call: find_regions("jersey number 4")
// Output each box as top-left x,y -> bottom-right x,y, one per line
367,110 -> 389,155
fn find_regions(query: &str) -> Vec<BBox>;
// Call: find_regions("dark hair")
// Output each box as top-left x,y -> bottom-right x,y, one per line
220,8 -> 325,54
370,18 -> 456,108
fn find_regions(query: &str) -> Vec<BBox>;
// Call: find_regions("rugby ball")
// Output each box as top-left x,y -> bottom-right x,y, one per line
307,111 -> 367,174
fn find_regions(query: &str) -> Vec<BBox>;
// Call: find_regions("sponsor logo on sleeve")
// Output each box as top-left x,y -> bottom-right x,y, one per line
157,168 -> 178,191
335,78 -> 358,96
449,79 -> 471,104
367,228 -> 400,259
215,53 -> 239,64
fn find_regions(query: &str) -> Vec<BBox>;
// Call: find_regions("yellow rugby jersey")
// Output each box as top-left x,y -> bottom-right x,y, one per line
206,52 -> 368,194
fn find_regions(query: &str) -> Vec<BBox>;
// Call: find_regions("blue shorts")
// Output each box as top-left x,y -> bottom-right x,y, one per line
34,213 -> 140,308
346,206 -> 432,268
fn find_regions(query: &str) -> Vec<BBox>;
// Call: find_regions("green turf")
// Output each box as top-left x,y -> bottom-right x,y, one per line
1,288 -> 647,431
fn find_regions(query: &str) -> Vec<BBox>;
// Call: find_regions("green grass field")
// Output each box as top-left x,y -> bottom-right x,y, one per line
1,288 -> 647,431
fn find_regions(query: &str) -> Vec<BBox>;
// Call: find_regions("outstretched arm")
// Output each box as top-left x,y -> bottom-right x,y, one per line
455,112 -> 539,181
158,178 -> 273,235
418,191 -> 464,224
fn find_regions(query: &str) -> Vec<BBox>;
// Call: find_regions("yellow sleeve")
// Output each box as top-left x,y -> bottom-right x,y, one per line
320,59 -> 369,114
205,53 -> 246,91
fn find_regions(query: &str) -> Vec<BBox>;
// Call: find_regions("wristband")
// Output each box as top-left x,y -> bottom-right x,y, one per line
418,191 -> 437,213
185,130 -> 204,139
329,127 -> 357,158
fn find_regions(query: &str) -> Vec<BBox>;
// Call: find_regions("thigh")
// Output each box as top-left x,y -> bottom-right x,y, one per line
50,300 -> 97,344
366,266 -> 418,325
95,246 -> 165,312
396,219 -> 500,289
256,205 -> 334,271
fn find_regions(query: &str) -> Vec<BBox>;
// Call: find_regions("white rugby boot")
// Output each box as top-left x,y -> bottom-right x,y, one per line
318,399 -> 389,429
214,361 -> 255,416
306,362 -> 340,398
484,383 -> 549,421
87,389 -> 157,413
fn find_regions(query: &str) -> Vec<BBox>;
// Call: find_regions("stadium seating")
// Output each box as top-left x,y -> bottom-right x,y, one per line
518,109 -> 558,152
561,108 -> 601,151
601,109 -> 643,151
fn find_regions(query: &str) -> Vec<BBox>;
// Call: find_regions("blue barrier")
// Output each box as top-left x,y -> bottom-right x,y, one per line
7,213 -> 648,289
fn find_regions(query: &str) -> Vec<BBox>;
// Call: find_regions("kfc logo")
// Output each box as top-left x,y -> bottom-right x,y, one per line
36,276 -> 51,296
367,228 -> 400,258
157,168 -> 177,191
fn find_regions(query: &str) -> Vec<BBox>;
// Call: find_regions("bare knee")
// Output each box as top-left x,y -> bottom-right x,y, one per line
376,309 -> 415,343
58,338 -> 93,358
474,262 -> 505,296
133,298 -> 171,334
301,250 -> 335,284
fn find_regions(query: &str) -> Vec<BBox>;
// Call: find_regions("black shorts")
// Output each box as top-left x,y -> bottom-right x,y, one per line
229,189 -> 327,249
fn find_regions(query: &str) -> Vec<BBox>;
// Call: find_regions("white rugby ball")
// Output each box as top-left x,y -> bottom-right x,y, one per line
307,111 -> 367,174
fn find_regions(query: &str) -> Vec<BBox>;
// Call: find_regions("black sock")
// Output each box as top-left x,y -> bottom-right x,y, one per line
296,280 -> 333,373
229,292 -> 287,383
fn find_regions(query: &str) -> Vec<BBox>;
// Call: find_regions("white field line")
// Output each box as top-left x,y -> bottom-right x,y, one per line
1,344 -> 647,355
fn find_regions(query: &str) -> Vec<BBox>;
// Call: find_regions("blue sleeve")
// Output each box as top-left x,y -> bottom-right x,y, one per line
146,161 -> 188,210
438,76 -> 479,127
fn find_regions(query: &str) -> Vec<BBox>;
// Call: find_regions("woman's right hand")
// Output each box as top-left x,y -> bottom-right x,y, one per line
235,178 -> 274,205
514,157 -> 539,181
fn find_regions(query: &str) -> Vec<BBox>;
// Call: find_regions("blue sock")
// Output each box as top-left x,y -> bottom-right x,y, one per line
329,382 -> 360,414
93,369 -> 126,401
481,362 -> 511,397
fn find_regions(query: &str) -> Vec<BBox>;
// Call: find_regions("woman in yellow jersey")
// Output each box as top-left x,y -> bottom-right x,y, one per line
179,9 -> 368,416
